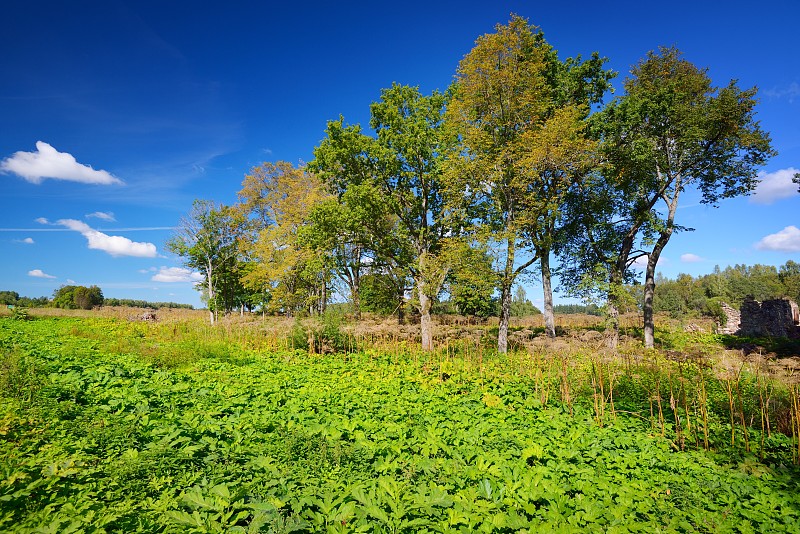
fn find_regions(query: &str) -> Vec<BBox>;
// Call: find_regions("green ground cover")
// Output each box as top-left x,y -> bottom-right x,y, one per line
1,317 -> 799,532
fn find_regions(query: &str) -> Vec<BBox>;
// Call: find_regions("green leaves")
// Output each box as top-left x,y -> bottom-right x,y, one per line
2,316 -> 800,532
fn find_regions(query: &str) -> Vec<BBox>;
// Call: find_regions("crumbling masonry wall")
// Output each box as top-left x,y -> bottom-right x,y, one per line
737,297 -> 800,338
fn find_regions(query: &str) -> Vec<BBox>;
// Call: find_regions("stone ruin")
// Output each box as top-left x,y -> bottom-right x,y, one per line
716,302 -> 741,335
720,297 -> 800,338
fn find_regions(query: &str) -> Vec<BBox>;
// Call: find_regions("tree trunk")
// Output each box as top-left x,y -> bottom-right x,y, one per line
498,236 -> 516,354
418,280 -> 433,351
320,279 -> 328,314
207,262 -> 215,326
643,229 -> 673,348
498,281 -> 512,354
397,285 -> 405,325
541,251 -> 556,338
605,265 -> 623,349
351,271 -> 361,320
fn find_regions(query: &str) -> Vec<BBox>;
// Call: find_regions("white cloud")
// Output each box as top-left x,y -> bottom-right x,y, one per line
750,168 -> 799,205
13,237 -> 35,244
57,219 -> 158,257
35,217 -> 50,225
764,82 -> 800,102
86,211 -> 116,222
631,254 -> 669,270
28,269 -> 55,279
66,279 -> 76,284
151,266 -> 204,283
755,226 -> 800,252
1,141 -> 122,185
680,253 -> 703,263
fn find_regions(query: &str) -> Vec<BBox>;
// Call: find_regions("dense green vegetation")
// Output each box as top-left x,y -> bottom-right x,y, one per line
2,316 -> 799,532
163,15 -> 781,354
653,261 -> 800,319
0,290 -> 193,311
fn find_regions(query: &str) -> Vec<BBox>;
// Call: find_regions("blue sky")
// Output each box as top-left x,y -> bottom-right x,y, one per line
1,0 -> 798,308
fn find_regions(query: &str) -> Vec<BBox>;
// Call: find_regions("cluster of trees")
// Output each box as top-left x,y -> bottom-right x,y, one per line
652,261 -> 800,319
0,291 -> 49,308
52,285 -> 104,310
103,298 -> 194,310
170,16 -> 778,351
1,288 -> 193,311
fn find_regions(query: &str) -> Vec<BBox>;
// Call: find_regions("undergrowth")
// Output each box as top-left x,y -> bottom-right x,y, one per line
1,316 -> 799,532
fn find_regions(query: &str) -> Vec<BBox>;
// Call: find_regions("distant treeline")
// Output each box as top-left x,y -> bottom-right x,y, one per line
652,261 -> 799,319
103,298 -> 194,310
553,303 -> 603,316
0,288 -> 193,311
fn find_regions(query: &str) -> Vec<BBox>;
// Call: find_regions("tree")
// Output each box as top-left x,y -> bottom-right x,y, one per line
510,286 -> 542,317
444,15 -> 612,351
301,183 -> 389,319
312,85 -> 453,350
779,260 -> 800,302
236,162 -> 331,316
611,48 -> 774,347
73,285 -> 103,309
445,243 -> 498,318
562,48 -> 774,348
0,291 -> 19,306
167,200 -> 241,324
52,285 -> 78,309
794,172 -> 800,193
51,285 -> 103,310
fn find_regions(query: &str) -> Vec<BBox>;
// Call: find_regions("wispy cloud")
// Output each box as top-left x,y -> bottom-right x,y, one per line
86,211 -> 116,222
13,237 -> 35,244
0,141 -> 122,185
151,266 -> 203,283
56,219 -> 158,257
764,82 -> 800,102
680,253 -> 703,263
28,269 -> 56,279
755,226 -> 800,253
750,168 -> 799,205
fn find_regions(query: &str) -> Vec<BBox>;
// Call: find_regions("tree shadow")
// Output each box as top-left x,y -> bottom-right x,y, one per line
718,334 -> 800,358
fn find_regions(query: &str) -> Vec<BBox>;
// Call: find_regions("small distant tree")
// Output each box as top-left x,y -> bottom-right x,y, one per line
167,200 -> 241,324
73,285 -> 104,309
0,291 -> 19,306
52,285 -> 103,310
510,286 -> 542,317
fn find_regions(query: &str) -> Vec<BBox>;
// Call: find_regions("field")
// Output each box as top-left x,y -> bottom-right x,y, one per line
2,312 -> 800,533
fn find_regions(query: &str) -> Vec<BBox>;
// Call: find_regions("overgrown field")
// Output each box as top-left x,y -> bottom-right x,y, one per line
2,316 -> 800,533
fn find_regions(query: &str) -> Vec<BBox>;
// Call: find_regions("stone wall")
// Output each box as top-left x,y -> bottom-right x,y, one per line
717,302 -> 740,334
737,297 -> 800,338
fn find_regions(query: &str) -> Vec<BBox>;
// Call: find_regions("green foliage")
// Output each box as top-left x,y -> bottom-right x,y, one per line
103,298 -> 194,309
52,285 -> 104,310
2,316 -> 799,532
509,286 -> 541,317
651,261 -> 800,321
553,303 -> 603,315
9,307 -> 29,321
0,292 -> 19,306
359,273 -> 403,316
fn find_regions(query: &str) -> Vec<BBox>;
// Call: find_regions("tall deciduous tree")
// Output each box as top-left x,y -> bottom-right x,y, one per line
236,162 -> 331,316
605,47 -> 774,348
167,200 -> 240,324
301,183 -> 390,319
444,15 -> 612,351
312,85 -> 452,350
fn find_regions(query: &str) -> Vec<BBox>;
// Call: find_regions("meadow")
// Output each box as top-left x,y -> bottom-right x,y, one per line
1,311 -> 800,532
